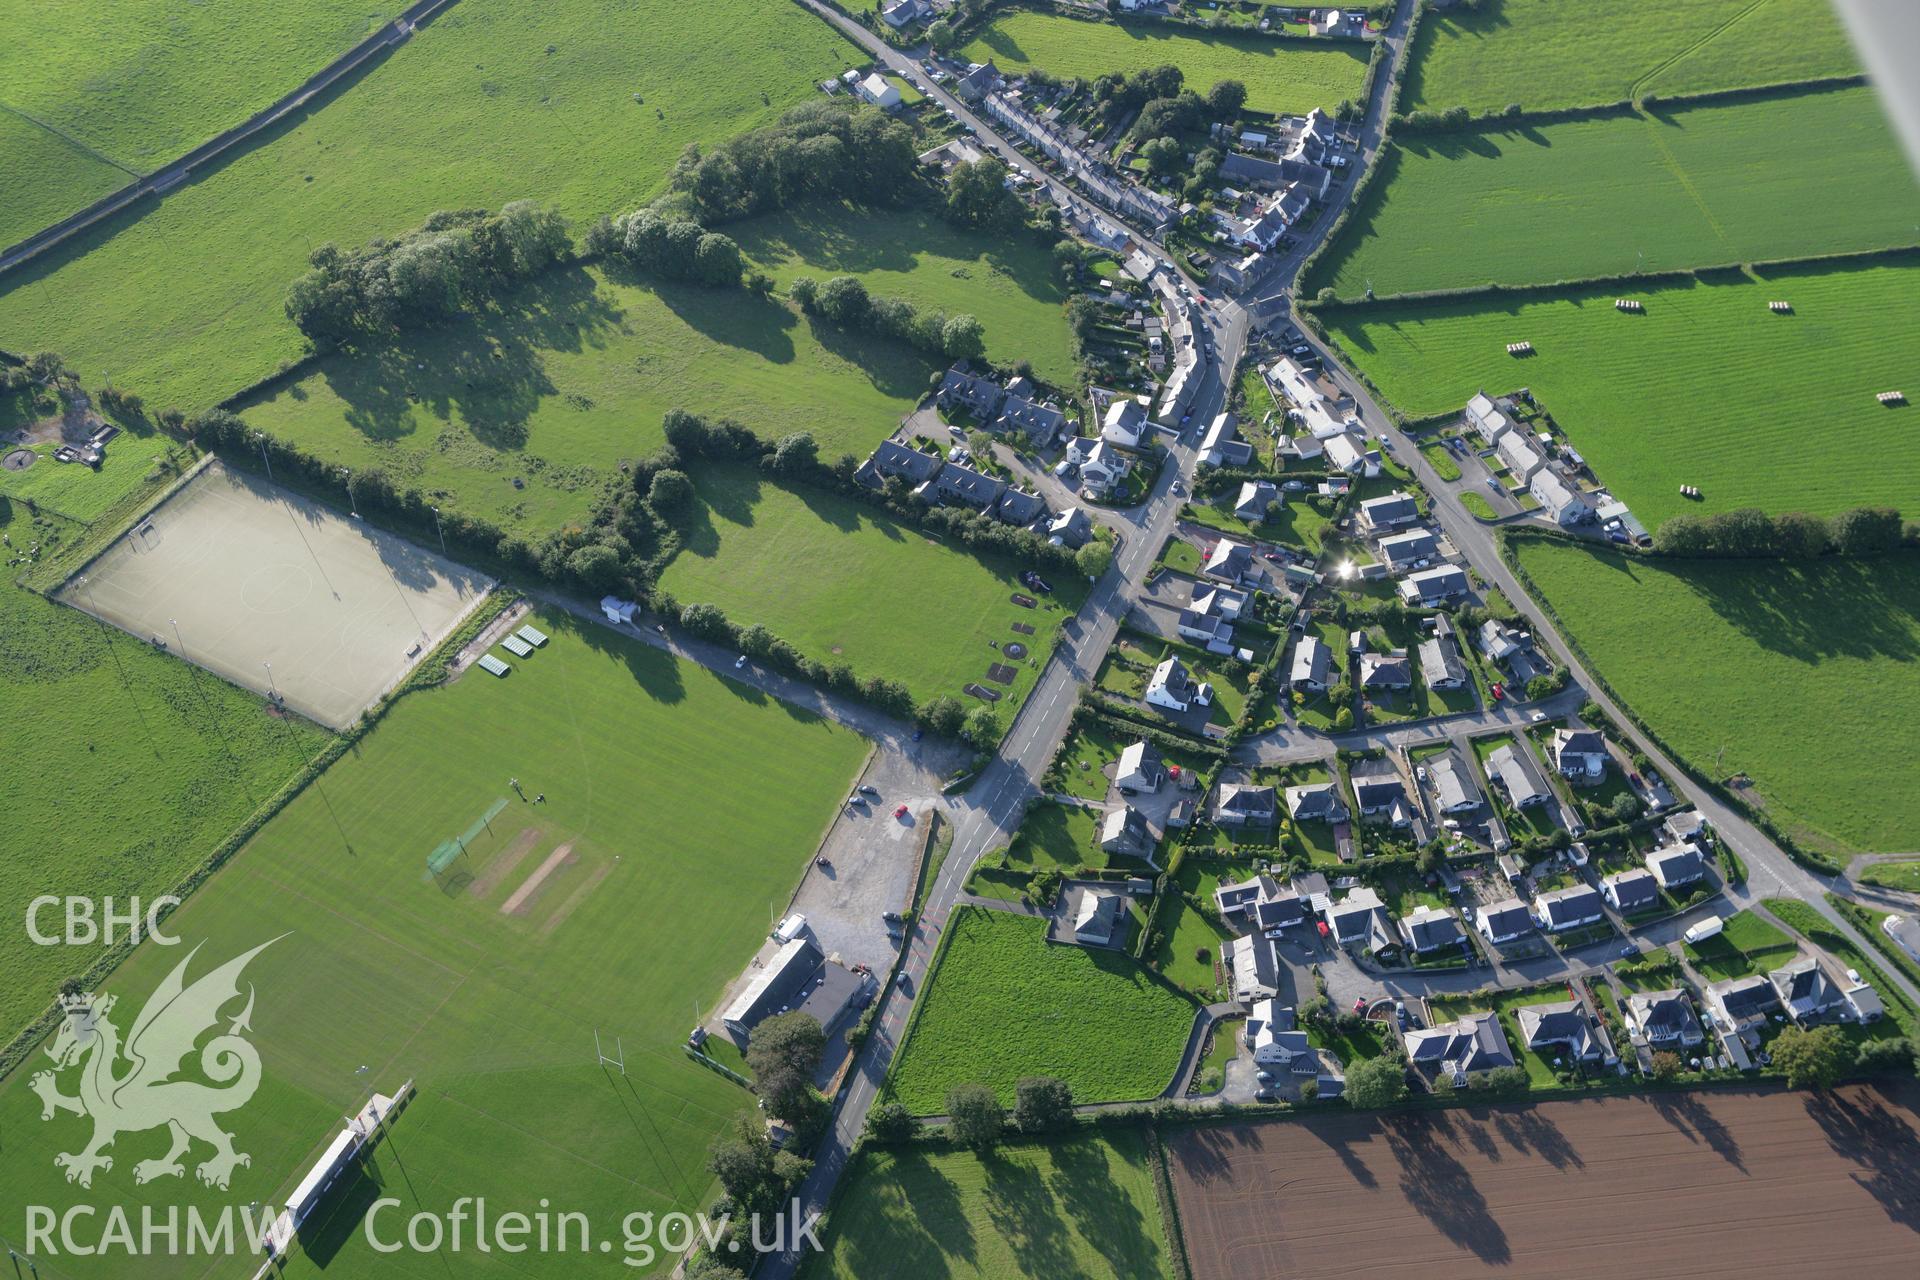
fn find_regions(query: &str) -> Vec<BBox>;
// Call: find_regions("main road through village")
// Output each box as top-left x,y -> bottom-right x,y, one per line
700,3 -> 1920,1271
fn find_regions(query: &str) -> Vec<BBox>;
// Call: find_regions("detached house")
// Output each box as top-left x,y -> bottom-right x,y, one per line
1551,728 -> 1609,783
1323,886 -> 1397,952
1101,397 -> 1151,449
1358,651 -> 1412,692
1425,750 -> 1481,814
1486,742 -> 1552,809
1146,656 -> 1211,713
1352,775 -> 1413,827
1200,413 -> 1253,467
1628,989 -> 1705,1049
1115,740 -> 1165,793
1406,1011 -> 1515,1087
879,0 -> 931,27
1400,905 -> 1466,955
1100,806 -> 1154,859
1214,873 -> 1307,932
1601,867 -> 1660,914
1418,636 -> 1467,691
1646,845 -> 1707,892
1286,782 -> 1347,824
1516,1001 -> 1608,1063
1376,528 -> 1439,572
1768,955 -> 1884,1025
1047,507 -> 1094,548
1289,634 -> 1331,692
1533,883 -> 1604,933
1704,974 -> 1780,1035
1234,480 -> 1278,522
1215,782 -> 1278,829
1399,565 -> 1469,607
1203,538 -> 1253,582
1078,439 -> 1131,498
1359,490 -> 1420,530
1476,898 -> 1535,945
1531,470 -> 1596,527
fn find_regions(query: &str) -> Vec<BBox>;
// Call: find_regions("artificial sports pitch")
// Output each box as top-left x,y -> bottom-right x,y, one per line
60,460 -> 491,728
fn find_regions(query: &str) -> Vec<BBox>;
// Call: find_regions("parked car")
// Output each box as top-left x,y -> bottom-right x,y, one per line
894,804 -> 910,819
735,654 -> 748,669
859,784 -> 880,796
1491,683 -> 1505,700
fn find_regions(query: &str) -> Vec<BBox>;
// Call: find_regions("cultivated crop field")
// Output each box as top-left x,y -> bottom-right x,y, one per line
1169,1084 -> 1920,1280
1308,88 -> 1917,299
960,12 -> 1370,116
0,577 -> 330,1045
1321,258 -> 1920,527
658,466 -> 1083,713
0,609 -> 866,1278
886,906 -> 1194,1114
1510,538 -> 1920,856
0,0 -> 863,414
237,264 -> 932,534
803,1132 -> 1175,1280
1401,0 -> 1860,115
732,201 -> 1078,385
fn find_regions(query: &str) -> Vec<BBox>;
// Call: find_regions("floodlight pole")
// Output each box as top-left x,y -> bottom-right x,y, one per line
169,617 -> 184,655
263,661 -> 277,698
341,467 -> 358,518
431,505 -> 447,555
255,432 -> 275,483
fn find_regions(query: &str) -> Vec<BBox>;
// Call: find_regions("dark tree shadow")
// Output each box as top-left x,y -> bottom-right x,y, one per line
1650,1088 -> 1746,1172
1386,1112 -> 1511,1264
1805,1084 -> 1920,1232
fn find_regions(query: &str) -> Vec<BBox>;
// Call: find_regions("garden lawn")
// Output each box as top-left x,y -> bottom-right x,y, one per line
960,11 -> 1369,116
1307,88 -> 1916,300
237,264 -> 931,535
0,609 -> 867,1280
1401,0 -> 1859,115
1006,802 -> 1105,877
887,906 -> 1195,1114
1686,908 -> 1798,981
0,107 -> 130,248
1323,259 -> 1920,528
0,0 -> 864,414
658,466 -> 1083,715
1766,898 -> 1919,1038
1509,538 -> 1920,856
731,201 -> 1077,385
803,1132 -> 1174,1280
1859,860 -> 1920,893
0,578 -> 331,1044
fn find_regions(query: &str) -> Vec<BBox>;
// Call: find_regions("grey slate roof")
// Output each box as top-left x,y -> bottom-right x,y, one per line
1216,783 -> 1279,824
1487,742 -> 1552,808
1535,883 -> 1603,929
1603,867 -> 1659,913
1647,845 -> 1706,889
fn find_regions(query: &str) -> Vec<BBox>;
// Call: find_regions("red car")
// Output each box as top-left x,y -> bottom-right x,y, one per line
1353,998 -> 1368,1014
1490,682 -> 1505,701
894,805 -> 910,819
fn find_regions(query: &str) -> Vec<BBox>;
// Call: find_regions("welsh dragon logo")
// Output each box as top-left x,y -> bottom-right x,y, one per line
32,938 -> 281,1191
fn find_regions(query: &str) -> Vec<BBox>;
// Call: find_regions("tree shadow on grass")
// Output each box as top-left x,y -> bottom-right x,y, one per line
1804,1083 -> 1920,1232
841,1150 -> 975,1277
639,274 -> 799,365
1049,1136 -> 1161,1277
549,607 -> 686,706
981,1149 -> 1078,1278
1659,555 -> 1920,666
803,312 -> 938,403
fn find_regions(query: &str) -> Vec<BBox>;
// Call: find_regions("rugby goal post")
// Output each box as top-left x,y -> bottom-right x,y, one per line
594,1029 -> 626,1076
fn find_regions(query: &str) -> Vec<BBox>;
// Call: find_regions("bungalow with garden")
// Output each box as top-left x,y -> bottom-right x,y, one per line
1073,890 -> 1126,946
1235,480 -> 1278,522
1215,782 -> 1278,829
1646,844 -> 1706,892
880,0 -> 931,27
1400,905 -> 1466,955
1359,490 -> 1420,530
1405,1010 -> 1516,1087
1768,955 -> 1884,1025
1425,750 -> 1481,814
1533,883 -> 1604,933
1418,635 -> 1467,690
1477,619 -> 1529,667
1200,413 -> 1254,467
1100,806 -> 1154,860
937,362 -> 1004,419
1102,397 -> 1151,449
1358,651 -> 1412,692
1476,898 -> 1535,944
1486,742 -> 1552,809
1204,538 -> 1253,582
1289,634 -> 1331,692
1516,1001 -> 1608,1063
1352,775 -> 1413,826
1704,974 -> 1780,1036
1465,391 -> 1515,447
854,71 -> 903,110
1376,528 -> 1439,571
1551,728 -> 1609,782
1601,867 -> 1660,914
1323,886 -> 1396,952
1222,932 -> 1282,1000
1115,740 -> 1165,793
1399,564 -> 1469,607
1191,584 -> 1247,623
1664,810 -> 1711,849
1627,988 -> 1705,1049
1146,655 -> 1212,713
1496,431 -> 1546,484
1286,782 -> 1347,824
1324,431 -> 1379,477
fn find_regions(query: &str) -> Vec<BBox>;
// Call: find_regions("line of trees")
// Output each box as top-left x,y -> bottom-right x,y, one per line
284,201 -> 572,344
584,207 -> 747,289
787,274 -> 985,363
664,99 -> 920,225
1653,505 -> 1911,559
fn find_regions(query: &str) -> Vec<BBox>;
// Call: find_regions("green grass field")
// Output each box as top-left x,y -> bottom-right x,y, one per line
0,577 -> 331,1043
236,263 -> 931,535
657,466 -> 1083,713
1858,860 -> 1920,892
731,201 -> 1077,385
804,1132 -> 1174,1280
1005,802 -> 1105,877
887,906 -> 1195,1114
1510,538 -> 1920,857
0,106 -> 131,248
960,12 -> 1369,116
0,419 -> 189,524
0,608 -> 866,1278
1401,0 -> 1860,115
1308,87 -> 1916,299
0,0 -> 863,415
1322,259 -> 1920,528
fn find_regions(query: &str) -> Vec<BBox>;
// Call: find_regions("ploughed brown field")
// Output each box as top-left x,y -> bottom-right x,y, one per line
1168,1084 -> 1920,1279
